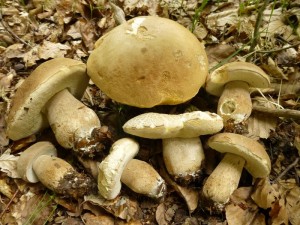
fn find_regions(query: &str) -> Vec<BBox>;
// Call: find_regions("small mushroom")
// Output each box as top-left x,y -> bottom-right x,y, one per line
87,16 -> 208,108
201,133 -> 271,212
162,137 -> 205,185
17,142 -> 94,198
123,111 -> 223,184
123,111 -> 223,139
6,58 -> 108,156
205,62 -> 270,123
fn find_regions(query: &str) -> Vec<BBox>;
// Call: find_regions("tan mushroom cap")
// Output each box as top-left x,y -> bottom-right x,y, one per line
123,111 -> 223,139
7,58 -> 88,141
17,141 -> 57,183
205,62 -> 270,96
207,133 -> 271,178
87,16 -> 208,108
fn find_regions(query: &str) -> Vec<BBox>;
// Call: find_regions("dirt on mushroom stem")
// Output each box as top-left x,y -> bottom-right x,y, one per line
73,126 -> 115,158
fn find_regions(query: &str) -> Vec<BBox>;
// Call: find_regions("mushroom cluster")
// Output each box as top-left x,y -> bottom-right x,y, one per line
6,11 -> 273,217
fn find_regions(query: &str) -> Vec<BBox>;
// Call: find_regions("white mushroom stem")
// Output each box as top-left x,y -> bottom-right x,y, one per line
202,153 -> 245,207
217,81 -> 252,123
162,137 -> 205,184
46,89 -> 100,149
32,155 -> 93,198
121,159 -> 166,198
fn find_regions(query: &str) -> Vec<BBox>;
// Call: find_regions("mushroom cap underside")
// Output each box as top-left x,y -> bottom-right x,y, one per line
207,133 -> 271,178
7,58 -> 89,140
205,61 -> 270,96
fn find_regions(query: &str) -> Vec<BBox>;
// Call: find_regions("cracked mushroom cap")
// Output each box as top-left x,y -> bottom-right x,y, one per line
207,133 -> 271,178
7,58 -> 88,141
87,16 -> 208,108
123,111 -> 223,139
98,138 -> 139,200
17,141 -> 57,183
205,62 -> 270,96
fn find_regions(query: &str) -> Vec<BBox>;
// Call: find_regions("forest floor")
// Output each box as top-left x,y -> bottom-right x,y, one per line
0,0 -> 300,225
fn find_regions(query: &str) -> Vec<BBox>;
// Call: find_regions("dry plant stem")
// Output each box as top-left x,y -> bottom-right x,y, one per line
252,105 -> 300,119
46,89 -> 100,149
218,81 -> 252,123
272,157 -> 300,183
246,0 -> 269,62
0,189 -> 19,219
202,153 -> 245,207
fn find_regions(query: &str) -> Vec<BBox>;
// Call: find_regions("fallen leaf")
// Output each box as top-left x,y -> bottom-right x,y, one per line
155,203 -> 168,225
0,177 -> 15,199
0,149 -> 20,178
38,40 -> 71,60
82,213 -> 115,225
83,194 -> 140,221
285,186 -> 300,225
226,187 -> 266,225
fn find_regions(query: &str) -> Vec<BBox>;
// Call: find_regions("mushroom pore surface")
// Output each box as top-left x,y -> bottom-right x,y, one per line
87,16 -> 208,108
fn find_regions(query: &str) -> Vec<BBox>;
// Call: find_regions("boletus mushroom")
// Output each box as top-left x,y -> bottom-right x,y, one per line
87,16 -> 208,108
201,133 -> 271,212
123,111 -> 223,184
97,138 -> 166,200
6,58 -> 109,157
205,62 -> 270,123
17,142 -> 94,198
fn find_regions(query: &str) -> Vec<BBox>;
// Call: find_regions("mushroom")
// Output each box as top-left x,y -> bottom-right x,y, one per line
123,111 -> 223,139
87,16 -> 208,108
123,111 -> 223,184
205,62 -> 270,123
6,58 -> 108,156
201,133 -> 271,212
17,141 -> 94,198
98,138 -> 166,199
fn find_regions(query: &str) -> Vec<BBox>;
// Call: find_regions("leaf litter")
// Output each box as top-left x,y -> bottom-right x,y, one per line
0,0 -> 300,224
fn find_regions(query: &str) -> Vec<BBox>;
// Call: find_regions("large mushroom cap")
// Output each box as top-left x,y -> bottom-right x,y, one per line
87,16 -> 208,108
207,133 -> 271,178
7,58 -> 88,140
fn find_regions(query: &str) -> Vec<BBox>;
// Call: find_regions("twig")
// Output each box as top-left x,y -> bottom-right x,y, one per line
0,189 -> 19,219
272,157 -> 299,183
253,105 -> 300,119
0,9 -> 32,47
246,0 -> 269,62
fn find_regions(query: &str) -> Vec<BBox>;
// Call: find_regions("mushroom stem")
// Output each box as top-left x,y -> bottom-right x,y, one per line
202,153 -> 245,209
121,159 -> 166,199
217,81 -> 252,123
32,155 -> 94,198
162,137 -> 205,185
46,89 -> 102,154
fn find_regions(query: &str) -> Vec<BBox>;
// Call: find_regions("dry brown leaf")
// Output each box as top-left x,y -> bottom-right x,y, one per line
82,213 -> 115,225
0,149 -> 20,178
285,186 -> 300,225
261,57 -> 288,80
0,177 -> 14,199
155,203 -> 168,225
4,191 -> 55,225
246,112 -> 277,140
38,40 -> 71,60
83,194 -> 140,221
251,178 -> 280,209
159,159 -> 199,213
226,187 -> 266,225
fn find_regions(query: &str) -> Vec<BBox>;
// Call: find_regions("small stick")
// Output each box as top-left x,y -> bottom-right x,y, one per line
272,157 -> 299,183
0,189 -> 19,219
253,105 -> 300,120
